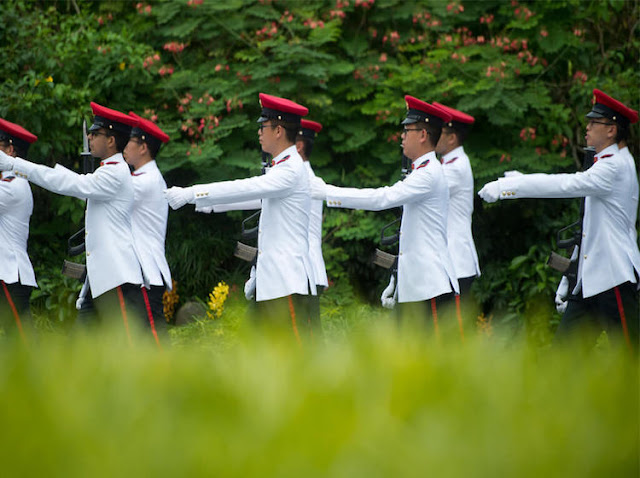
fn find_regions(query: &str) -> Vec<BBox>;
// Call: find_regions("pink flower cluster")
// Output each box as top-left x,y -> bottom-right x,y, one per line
236,71 -> 252,84
382,31 -> 400,45
279,10 -> 294,23
256,22 -> 279,39
355,0 -> 374,8
479,14 -> 494,24
446,2 -> 464,14
514,6 -> 535,21
158,65 -> 174,77
136,3 -> 151,15
375,109 -> 391,122
143,53 -> 161,68
187,0 -> 203,7
97,13 -> 113,25
387,132 -> 401,143
214,64 -> 230,72
163,42 -> 186,53
573,70 -> 588,85
499,154 -> 512,163
519,127 -> 536,142
303,18 -> 325,29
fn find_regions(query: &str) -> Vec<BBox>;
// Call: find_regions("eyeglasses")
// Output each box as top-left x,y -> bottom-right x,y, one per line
128,137 -> 145,145
402,127 -> 422,134
587,120 -> 615,127
88,131 -> 109,138
258,124 -> 278,131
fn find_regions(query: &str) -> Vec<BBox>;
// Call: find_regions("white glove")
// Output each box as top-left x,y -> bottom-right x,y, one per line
164,186 -> 196,210
381,275 -> 397,309
310,176 -> 327,201
503,170 -> 523,177
244,266 -> 257,300
0,150 -> 15,171
478,181 -> 501,203
555,276 -> 569,314
195,205 -> 214,214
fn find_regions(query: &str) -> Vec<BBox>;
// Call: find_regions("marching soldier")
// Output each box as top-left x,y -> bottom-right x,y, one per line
0,118 -> 38,341
433,102 -> 481,326
313,95 -> 461,338
479,89 -> 640,352
165,93 -> 316,344
0,103 -> 148,341
296,119 -> 328,336
124,113 -> 172,345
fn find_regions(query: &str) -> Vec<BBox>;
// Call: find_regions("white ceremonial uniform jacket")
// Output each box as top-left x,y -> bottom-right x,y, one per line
305,162 -> 328,288
619,146 -> 638,244
441,146 -> 481,279
0,171 -> 37,287
12,153 -> 143,298
496,143 -> 640,298
325,151 -> 459,302
131,160 -> 172,289
193,145 -> 316,301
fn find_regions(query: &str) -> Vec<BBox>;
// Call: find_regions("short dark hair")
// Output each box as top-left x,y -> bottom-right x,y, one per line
296,136 -> 314,159
615,122 -> 629,143
442,125 -> 467,145
0,139 -> 28,159
414,122 -> 442,148
110,131 -> 130,153
271,119 -> 298,144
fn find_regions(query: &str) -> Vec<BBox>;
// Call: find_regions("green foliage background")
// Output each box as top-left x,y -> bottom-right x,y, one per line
0,0 -> 638,329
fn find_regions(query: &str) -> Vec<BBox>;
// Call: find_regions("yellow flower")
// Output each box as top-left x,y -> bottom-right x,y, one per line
45,76 -> 53,82
163,280 -> 179,323
119,62 -> 126,71
207,281 -> 230,320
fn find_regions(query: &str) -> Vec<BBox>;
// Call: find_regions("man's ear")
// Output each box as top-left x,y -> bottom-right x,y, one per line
295,140 -> 304,154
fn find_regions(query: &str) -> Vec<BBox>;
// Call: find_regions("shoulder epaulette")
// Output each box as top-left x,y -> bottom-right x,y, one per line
1,176 -> 15,182
131,171 -> 146,176
99,161 -> 120,167
416,159 -> 430,170
445,157 -> 458,164
273,154 -> 290,166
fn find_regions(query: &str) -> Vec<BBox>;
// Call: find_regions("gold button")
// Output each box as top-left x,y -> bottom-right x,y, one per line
583,255 -> 587,259
502,191 -> 507,196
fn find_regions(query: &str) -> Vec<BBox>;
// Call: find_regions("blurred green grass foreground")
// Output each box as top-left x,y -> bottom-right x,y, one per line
0,298 -> 637,478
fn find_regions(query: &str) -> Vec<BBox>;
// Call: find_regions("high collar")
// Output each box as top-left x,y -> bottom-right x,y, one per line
133,159 -> 157,174
442,145 -> 464,163
411,151 -> 437,169
272,145 -> 297,164
595,143 -> 619,159
101,152 -> 125,165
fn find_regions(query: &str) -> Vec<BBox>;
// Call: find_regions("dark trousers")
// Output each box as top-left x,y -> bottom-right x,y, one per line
255,294 -> 313,345
0,281 -> 34,340
308,285 -> 325,339
555,281 -> 639,352
76,283 -> 164,347
458,275 -> 478,332
396,291 -> 465,341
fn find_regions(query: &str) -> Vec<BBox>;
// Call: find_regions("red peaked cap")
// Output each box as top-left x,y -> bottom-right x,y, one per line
0,117 -> 37,156
402,95 -> 452,128
90,101 -> 137,135
587,89 -> 638,126
129,112 -> 170,143
299,119 -> 322,139
0,117 -> 38,144
258,93 -> 308,124
432,102 -> 475,126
